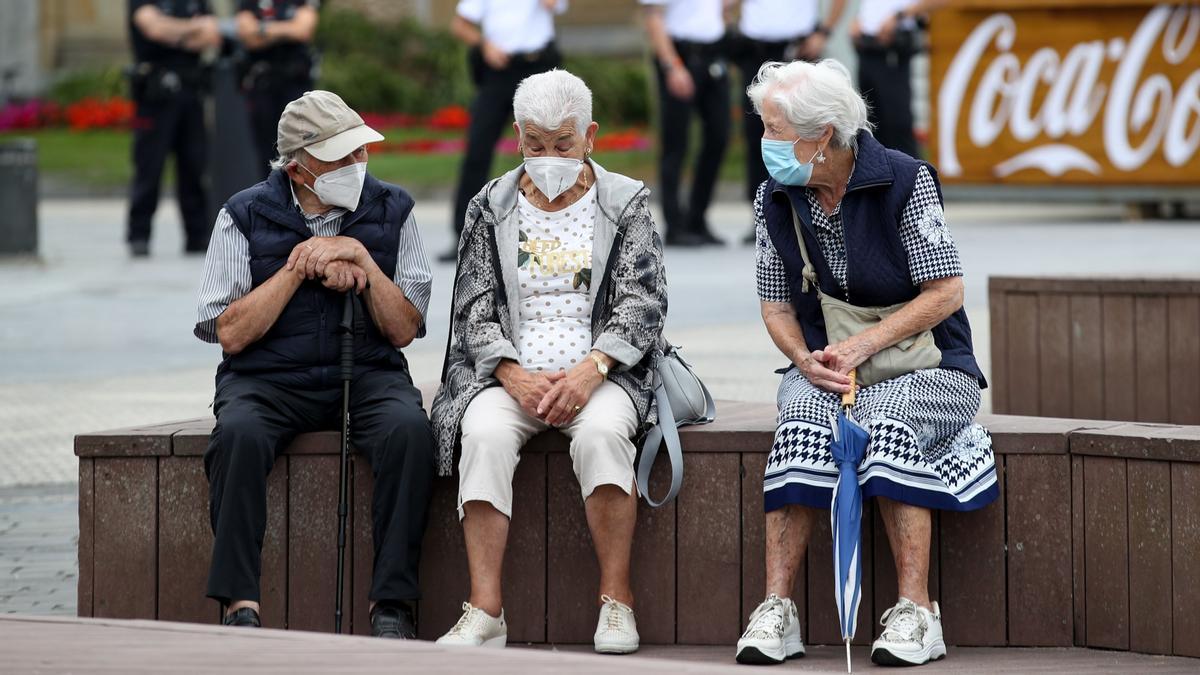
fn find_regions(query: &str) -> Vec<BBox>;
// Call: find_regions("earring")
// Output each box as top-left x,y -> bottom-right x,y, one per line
816,149 -> 826,164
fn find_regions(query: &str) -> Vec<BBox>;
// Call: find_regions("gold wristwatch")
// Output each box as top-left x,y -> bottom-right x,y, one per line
589,353 -> 609,379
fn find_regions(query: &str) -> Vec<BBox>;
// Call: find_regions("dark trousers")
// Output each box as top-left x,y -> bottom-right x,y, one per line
451,48 -> 561,238
204,368 -> 435,606
857,48 -> 919,158
246,79 -> 312,176
128,90 -> 211,249
654,40 -> 731,237
735,39 -> 792,202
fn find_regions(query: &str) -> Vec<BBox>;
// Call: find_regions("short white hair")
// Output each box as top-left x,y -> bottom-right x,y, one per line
269,148 -> 309,171
747,59 -> 872,150
512,69 -> 593,135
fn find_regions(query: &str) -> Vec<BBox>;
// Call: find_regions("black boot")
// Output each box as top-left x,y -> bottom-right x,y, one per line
222,607 -> 261,627
371,600 -> 417,639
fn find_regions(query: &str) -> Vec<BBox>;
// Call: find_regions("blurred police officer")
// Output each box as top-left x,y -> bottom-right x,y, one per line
442,0 -> 565,262
641,0 -> 729,247
236,0 -> 319,174
128,0 -> 221,257
851,0 -> 943,158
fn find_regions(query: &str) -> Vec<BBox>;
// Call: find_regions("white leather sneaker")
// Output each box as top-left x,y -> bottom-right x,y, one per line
435,602 -> 507,648
736,594 -> 805,665
593,595 -> 639,654
870,598 -> 946,666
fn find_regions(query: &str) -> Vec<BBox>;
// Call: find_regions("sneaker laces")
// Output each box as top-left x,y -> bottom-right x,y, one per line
599,595 -> 633,634
446,602 -> 483,637
742,594 -> 787,640
879,599 -> 926,644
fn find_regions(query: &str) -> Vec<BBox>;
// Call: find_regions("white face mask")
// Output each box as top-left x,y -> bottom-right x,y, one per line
301,161 -> 366,211
523,156 -> 584,202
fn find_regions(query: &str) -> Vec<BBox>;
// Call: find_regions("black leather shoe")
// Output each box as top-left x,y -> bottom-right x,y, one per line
222,607 -> 261,627
692,226 -> 726,246
371,601 -> 417,639
664,231 -> 706,247
129,240 -> 150,257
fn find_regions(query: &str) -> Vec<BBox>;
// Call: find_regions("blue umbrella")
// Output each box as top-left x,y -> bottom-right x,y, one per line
830,370 -> 869,673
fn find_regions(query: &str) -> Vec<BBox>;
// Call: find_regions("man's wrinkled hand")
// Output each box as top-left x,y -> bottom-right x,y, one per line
320,260 -> 368,293
287,236 -> 367,279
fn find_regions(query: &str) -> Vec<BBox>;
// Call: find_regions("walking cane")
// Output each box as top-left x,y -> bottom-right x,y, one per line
334,290 -> 357,634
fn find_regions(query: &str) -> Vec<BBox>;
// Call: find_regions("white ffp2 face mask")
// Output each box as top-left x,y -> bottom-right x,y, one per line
302,161 -> 366,211
523,156 -> 584,202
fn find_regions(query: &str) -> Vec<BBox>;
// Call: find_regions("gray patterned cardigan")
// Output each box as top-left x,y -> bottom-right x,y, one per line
430,160 -> 668,476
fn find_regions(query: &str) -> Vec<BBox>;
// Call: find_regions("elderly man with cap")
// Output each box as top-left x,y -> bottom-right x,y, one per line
194,90 -> 435,638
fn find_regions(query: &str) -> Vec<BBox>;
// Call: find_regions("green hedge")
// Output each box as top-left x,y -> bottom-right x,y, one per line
47,67 -> 127,104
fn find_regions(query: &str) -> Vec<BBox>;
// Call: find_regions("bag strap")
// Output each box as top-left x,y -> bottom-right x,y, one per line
789,206 -> 821,294
636,376 -> 684,508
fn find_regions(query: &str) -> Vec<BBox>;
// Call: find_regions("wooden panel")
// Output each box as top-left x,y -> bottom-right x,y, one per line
547,452 -> 597,643
1070,295 -> 1104,420
1127,460 -> 1172,655
1037,293 -> 1072,418
990,277 -> 1200,297
940,457 -> 1005,646
93,458 -> 158,619
1083,456 -> 1129,650
417,477 -> 470,641
872,507 -> 939,641
1071,456 -> 1086,647
739,453 -> 807,633
1134,297 -> 1170,423
988,284 -> 1009,412
807,502 -> 874,646
1167,296 -> 1200,425
74,423 -> 178,457
632,453 -> 676,645
157,457 -> 214,624
504,452 -> 547,644
677,454 -> 741,644
351,457 -> 373,637
1102,295 -> 1136,422
1005,293 -> 1040,416
287,455 -> 341,633
77,459 -> 94,618
1005,455 -> 1072,646
1172,462 -> 1200,658
261,458 -> 288,629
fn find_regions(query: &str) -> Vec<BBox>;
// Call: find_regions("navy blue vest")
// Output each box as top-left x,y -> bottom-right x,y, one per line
218,169 -> 416,389
763,131 -> 986,387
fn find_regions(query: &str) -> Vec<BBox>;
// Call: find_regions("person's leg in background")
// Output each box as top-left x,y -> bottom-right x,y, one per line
174,90 -> 211,253
687,53 -> 731,245
128,95 -> 178,255
654,59 -> 700,246
858,49 -> 919,158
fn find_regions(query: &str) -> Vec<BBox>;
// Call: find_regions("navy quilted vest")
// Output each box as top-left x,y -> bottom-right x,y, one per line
763,131 -> 986,387
218,169 -> 415,389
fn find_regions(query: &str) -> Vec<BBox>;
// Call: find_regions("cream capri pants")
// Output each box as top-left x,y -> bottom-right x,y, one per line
457,381 -> 639,520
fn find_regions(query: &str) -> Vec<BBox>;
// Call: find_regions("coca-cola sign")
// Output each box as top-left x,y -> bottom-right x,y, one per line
931,3 -> 1200,183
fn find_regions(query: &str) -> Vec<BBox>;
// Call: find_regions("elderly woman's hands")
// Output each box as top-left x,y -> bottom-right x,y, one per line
496,361 -> 564,419
815,333 -> 879,378
536,358 -> 606,426
797,349 -> 854,394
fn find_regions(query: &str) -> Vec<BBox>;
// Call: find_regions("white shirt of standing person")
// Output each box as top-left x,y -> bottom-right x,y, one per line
739,0 -> 819,42
639,0 -> 726,44
856,0 -> 915,37
455,0 -> 567,55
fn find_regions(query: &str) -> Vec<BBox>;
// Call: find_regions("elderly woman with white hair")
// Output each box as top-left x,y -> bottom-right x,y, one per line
431,69 -> 667,654
734,59 -> 997,668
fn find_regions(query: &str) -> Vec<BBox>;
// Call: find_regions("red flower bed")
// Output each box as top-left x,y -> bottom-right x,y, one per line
66,97 -> 134,130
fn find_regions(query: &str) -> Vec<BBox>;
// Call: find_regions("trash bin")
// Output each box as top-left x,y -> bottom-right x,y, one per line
0,138 -> 37,255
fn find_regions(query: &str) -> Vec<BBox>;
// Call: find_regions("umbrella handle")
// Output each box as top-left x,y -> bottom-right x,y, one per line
842,369 -> 857,408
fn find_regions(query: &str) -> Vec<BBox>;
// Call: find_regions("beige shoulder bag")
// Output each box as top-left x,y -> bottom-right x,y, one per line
790,207 -> 941,387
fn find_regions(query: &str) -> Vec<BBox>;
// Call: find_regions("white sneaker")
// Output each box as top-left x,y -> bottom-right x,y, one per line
870,598 -> 947,666
593,595 -> 639,654
435,602 -> 507,648
735,594 -> 805,665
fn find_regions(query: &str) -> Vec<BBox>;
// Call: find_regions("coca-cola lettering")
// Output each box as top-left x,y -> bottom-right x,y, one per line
938,4 -> 1200,179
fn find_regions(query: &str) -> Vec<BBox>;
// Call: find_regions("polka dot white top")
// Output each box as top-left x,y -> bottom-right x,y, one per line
515,185 -> 597,372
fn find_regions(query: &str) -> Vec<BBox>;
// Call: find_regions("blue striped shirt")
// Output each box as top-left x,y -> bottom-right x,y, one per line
194,188 -> 432,344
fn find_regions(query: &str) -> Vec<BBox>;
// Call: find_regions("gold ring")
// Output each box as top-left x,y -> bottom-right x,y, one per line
573,405 -> 582,413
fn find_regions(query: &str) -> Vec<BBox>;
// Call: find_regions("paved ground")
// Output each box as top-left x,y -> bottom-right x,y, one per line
1,195 -> 1199,620
3,615 -> 1198,674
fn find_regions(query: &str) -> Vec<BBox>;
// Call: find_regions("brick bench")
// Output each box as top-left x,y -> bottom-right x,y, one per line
74,401 -> 1200,658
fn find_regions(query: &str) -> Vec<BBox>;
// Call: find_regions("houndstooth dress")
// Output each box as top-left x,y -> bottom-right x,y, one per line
755,167 -> 998,513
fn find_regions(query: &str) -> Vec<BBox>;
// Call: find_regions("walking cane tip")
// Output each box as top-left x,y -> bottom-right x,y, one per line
846,638 -> 852,673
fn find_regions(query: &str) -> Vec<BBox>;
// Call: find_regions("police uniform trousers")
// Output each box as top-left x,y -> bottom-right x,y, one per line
247,75 -> 313,175
204,368 -> 435,606
735,37 -> 791,201
856,46 -> 919,158
654,39 -> 731,239
129,88 -> 211,250
451,46 -> 561,238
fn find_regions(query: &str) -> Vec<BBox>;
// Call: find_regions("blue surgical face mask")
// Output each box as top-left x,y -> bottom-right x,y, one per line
761,138 -> 822,186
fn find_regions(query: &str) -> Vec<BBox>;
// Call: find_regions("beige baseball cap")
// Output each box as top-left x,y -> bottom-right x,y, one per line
276,90 -> 384,162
